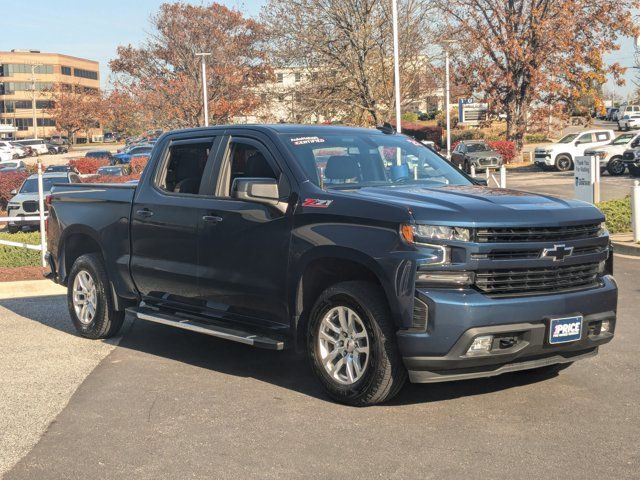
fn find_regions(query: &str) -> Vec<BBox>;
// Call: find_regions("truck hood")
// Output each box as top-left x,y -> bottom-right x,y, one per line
8,192 -> 41,204
337,184 -> 603,226
584,144 -> 625,154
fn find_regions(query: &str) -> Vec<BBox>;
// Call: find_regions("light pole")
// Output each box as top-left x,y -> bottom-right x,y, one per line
30,63 -> 42,139
195,52 -> 211,127
440,40 -> 455,159
391,0 -> 402,138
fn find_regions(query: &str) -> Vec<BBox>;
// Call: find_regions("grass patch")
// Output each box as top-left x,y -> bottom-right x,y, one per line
0,231 -> 42,268
597,196 -> 631,234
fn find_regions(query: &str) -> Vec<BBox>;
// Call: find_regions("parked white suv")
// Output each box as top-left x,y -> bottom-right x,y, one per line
534,129 -> 615,171
615,104 -> 640,122
618,114 -> 640,131
584,132 -> 640,176
0,140 -> 22,159
15,138 -> 49,155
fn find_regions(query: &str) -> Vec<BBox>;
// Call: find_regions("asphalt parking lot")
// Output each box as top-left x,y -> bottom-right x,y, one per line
1,255 -> 638,480
507,168 -> 637,201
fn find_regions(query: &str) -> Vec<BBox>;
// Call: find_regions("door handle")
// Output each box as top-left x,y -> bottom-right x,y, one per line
202,215 -> 223,223
136,209 -> 154,218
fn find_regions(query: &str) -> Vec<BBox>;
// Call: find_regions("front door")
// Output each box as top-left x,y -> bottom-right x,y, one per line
130,135 -> 221,309
196,133 -> 293,326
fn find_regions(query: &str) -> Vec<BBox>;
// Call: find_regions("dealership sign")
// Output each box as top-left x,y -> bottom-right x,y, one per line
574,156 -> 600,204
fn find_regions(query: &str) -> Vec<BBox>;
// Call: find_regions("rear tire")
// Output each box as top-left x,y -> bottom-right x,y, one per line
555,154 -> 573,172
67,253 -> 124,339
307,281 -> 407,406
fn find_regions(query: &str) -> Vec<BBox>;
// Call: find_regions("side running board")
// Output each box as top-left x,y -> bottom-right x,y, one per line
126,306 -> 285,350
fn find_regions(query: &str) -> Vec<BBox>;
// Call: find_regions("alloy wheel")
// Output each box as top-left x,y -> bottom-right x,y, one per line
72,270 -> 97,325
318,306 -> 370,385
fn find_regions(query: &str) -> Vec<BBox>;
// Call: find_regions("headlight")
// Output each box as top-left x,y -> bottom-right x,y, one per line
598,222 -> 608,236
411,224 -> 471,242
635,151 -> 640,160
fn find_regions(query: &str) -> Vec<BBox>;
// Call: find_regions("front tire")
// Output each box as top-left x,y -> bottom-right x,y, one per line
307,281 -> 406,406
67,253 -> 124,339
607,158 -> 626,176
555,154 -> 573,172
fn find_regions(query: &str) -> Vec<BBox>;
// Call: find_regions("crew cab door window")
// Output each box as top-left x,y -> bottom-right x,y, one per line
155,141 -> 213,195
595,132 -> 610,142
577,133 -> 593,144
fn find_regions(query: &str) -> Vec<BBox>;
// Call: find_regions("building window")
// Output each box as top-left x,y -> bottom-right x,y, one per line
61,66 -> 72,76
0,82 -> 53,94
295,72 -> 302,83
73,68 -> 98,80
14,118 -> 33,130
37,118 -> 56,127
276,73 -> 284,83
36,100 -> 54,109
14,100 -> 33,109
0,64 -> 53,76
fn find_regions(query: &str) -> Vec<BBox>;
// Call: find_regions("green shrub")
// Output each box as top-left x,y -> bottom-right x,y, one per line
0,231 -> 42,268
597,196 -> 631,234
401,112 -> 419,122
525,133 -> 551,143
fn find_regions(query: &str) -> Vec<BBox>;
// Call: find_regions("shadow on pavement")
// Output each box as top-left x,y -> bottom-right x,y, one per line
118,316 -> 558,407
0,294 -> 560,407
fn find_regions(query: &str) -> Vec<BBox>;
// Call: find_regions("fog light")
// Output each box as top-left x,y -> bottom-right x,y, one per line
467,335 -> 493,355
601,320 -> 611,334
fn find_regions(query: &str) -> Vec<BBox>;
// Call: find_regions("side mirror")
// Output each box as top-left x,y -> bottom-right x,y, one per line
232,178 -> 287,213
10,189 -> 17,195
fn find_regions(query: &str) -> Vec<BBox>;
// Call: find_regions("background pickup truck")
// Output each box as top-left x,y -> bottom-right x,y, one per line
46,124 -> 617,406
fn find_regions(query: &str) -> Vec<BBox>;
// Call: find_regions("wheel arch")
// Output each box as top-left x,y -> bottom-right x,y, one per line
291,247 -> 399,352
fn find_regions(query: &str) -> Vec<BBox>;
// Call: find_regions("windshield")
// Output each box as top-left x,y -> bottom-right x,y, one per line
0,162 -> 18,168
466,143 -> 490,152
611,134 -> 635,145
283,132 -> 471,190
20,177 -> 69,193
87,151 -> 110,158
558,134 -> 579,144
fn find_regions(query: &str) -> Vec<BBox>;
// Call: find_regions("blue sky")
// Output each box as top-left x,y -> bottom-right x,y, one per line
0,0 -> 636,99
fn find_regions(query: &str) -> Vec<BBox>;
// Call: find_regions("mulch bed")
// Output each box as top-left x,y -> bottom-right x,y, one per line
0,266 -> 47,282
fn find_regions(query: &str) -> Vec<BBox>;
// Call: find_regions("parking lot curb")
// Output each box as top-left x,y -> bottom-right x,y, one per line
0,280 -> 65,299
611,234 -> 640,257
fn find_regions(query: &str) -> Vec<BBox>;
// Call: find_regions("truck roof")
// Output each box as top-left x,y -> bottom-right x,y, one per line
168,124 -> 387,137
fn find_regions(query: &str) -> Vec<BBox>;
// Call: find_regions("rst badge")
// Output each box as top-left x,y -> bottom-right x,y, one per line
302,198 -> 333,208
549,316 -> 583,344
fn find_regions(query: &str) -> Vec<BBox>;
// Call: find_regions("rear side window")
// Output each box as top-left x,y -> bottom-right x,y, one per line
595,132 -> 610,142
156,140 -> 213,195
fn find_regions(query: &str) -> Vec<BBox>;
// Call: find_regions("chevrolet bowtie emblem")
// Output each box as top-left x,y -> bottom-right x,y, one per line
541,244 -> 574,262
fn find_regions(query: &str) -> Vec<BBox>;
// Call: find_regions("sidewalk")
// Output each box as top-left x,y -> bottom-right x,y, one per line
610,233 -> 640,257
0,280 -> 65,300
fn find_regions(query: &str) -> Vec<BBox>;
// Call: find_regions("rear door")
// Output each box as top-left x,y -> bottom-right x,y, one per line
130,133 -> 222,309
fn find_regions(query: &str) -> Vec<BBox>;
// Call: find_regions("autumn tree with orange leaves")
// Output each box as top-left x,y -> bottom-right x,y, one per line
437,0 -> 639,149
46,84 -> 102,142
109,2 -> 271,129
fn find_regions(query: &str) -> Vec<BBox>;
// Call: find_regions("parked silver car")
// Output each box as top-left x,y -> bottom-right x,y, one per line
6,172 -> 81,233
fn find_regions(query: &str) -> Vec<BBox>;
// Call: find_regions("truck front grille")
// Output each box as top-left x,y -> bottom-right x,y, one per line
475,262 -> 600,296
22,200 -> 38,213
476,223 -> 600,243
472,245 -> 605,261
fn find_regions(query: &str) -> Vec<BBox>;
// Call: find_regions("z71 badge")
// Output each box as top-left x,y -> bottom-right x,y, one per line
302,198 -> 333,208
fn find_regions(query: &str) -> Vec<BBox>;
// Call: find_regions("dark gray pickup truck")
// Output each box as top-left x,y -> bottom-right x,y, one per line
45,124 -> 617,406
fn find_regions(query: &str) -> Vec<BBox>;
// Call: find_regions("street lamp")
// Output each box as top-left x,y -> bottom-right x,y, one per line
441,40 -> 455,159
391,0 -> 402,138
195,52 -> 212,127
30,63 -> 42,139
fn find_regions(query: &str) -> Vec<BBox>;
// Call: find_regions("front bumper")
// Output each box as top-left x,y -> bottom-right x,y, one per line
397,276 -> 617,383
534,153 -> 554,166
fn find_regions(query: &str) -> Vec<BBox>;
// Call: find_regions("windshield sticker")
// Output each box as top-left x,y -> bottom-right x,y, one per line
302,198 -> 333,208
405,137 -> 422,146
291,136 -> 325,146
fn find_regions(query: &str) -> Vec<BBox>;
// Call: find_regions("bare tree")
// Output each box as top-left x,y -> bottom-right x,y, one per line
436,0 -> 638,149
261,0 -> 439,125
